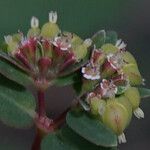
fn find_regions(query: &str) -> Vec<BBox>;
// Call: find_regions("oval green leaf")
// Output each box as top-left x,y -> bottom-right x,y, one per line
41,126 -> 117,150
138,87 -> 150,99
66,110 -> 117,147
0,75 -> 36,128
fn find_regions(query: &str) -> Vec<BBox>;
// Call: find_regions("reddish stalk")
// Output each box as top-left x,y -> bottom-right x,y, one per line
31,90 -> 46,150
37,90 -> 46,117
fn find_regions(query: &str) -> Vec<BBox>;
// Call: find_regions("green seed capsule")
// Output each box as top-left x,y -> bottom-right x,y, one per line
73,39 -> 92,61
124,87 -> 140,110
115,96 -> 132,125
41,11 -> 60,38
124,87 -> 144,119
101,44 -> 118,54
122,64 -> 142,85
90,97 -> 106,116
41,23 -> 60,38
102,100 -> 129,135
122,51 -> 137,65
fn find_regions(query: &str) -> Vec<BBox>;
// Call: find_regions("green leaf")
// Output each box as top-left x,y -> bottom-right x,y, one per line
92,30 -> 106,48
0,55 -> 32,87
0,74 -> 36,128
66,110 -> 117,147
41,126 -> 117,150
92,30 -> 118,48
105,31 -> 118,45
138,87 -> 150,99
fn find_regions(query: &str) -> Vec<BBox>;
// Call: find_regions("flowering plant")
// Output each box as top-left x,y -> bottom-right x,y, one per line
0,11 -> 150,150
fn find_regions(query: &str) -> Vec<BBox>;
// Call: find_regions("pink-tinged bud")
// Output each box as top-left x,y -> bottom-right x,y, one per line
38,57 -> 52,75
81,63 -> 100,80
90,49 -> 105,66
60,52 -> 76,71
41,39 -> 53,57
15,50 -> 33,70
21,37 -> 37,62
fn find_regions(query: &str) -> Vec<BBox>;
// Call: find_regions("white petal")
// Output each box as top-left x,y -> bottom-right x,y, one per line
4,35 -> 12,44
115,39 -> 122,47
31,16 -> 39,28
84,38 -> 92,47
49,11 -> 57,23
118,133 -> 127,144
134,107 -> 144,119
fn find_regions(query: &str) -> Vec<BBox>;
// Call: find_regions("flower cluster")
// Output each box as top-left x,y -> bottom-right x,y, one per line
81,39 -> 144,143
3,11 -> 92,90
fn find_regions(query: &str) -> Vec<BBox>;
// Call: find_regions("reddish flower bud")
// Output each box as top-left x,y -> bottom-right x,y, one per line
38,57 -> 52,75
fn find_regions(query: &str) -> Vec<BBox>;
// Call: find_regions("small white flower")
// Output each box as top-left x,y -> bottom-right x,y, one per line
52,35 -> 72,51
81,63 -> 100,80
100,79 -> 117,98
49,11 -> 57,23
134,107 -> 144,119
31,16 -> 39,28
115,39 -> 127,50
118,133 -> 127,144
107,52 -> 124,70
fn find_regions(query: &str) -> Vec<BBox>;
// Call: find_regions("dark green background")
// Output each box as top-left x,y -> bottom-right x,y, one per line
0,0 -> 150,149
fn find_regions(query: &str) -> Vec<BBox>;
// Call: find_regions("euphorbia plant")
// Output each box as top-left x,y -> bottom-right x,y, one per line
0,11 -> 150,150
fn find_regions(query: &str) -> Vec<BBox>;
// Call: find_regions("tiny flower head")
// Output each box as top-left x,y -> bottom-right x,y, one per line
81,63 -> 100,80
115,39 -> 126,51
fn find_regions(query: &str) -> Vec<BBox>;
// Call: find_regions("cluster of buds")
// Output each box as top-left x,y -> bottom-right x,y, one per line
3,11 -> 92,91
81,39 -> 144,143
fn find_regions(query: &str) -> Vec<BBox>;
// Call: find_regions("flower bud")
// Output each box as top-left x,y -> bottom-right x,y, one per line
102,100 -> 129,136
122,64 -> 142,85
27,16 -> 40,38
90,49 -> 105,66
101,43 -> 118,54
41,11 -> 60,38
4,35 -> 18,53
38,57 -> 52,75
124,87 -> 144,119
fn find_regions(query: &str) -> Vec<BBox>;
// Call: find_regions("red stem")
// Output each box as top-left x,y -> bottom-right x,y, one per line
31,130 -> 41,150
38,90 -> 46,117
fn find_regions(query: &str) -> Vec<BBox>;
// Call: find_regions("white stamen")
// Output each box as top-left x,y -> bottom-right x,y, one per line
134,107 -> 144,119
83,74 -> 100,80
49,11 -> 57,23
31,16 -> 39,28
142,78 -> 146,86
115,39 -> 126,50
4,35 -> 13,44
79,100 -> 90,111
118,133 -> 127,144
84,38 -> 92,47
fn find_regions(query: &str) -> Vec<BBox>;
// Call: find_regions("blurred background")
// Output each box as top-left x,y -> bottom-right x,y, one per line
0,0 -> 150,149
